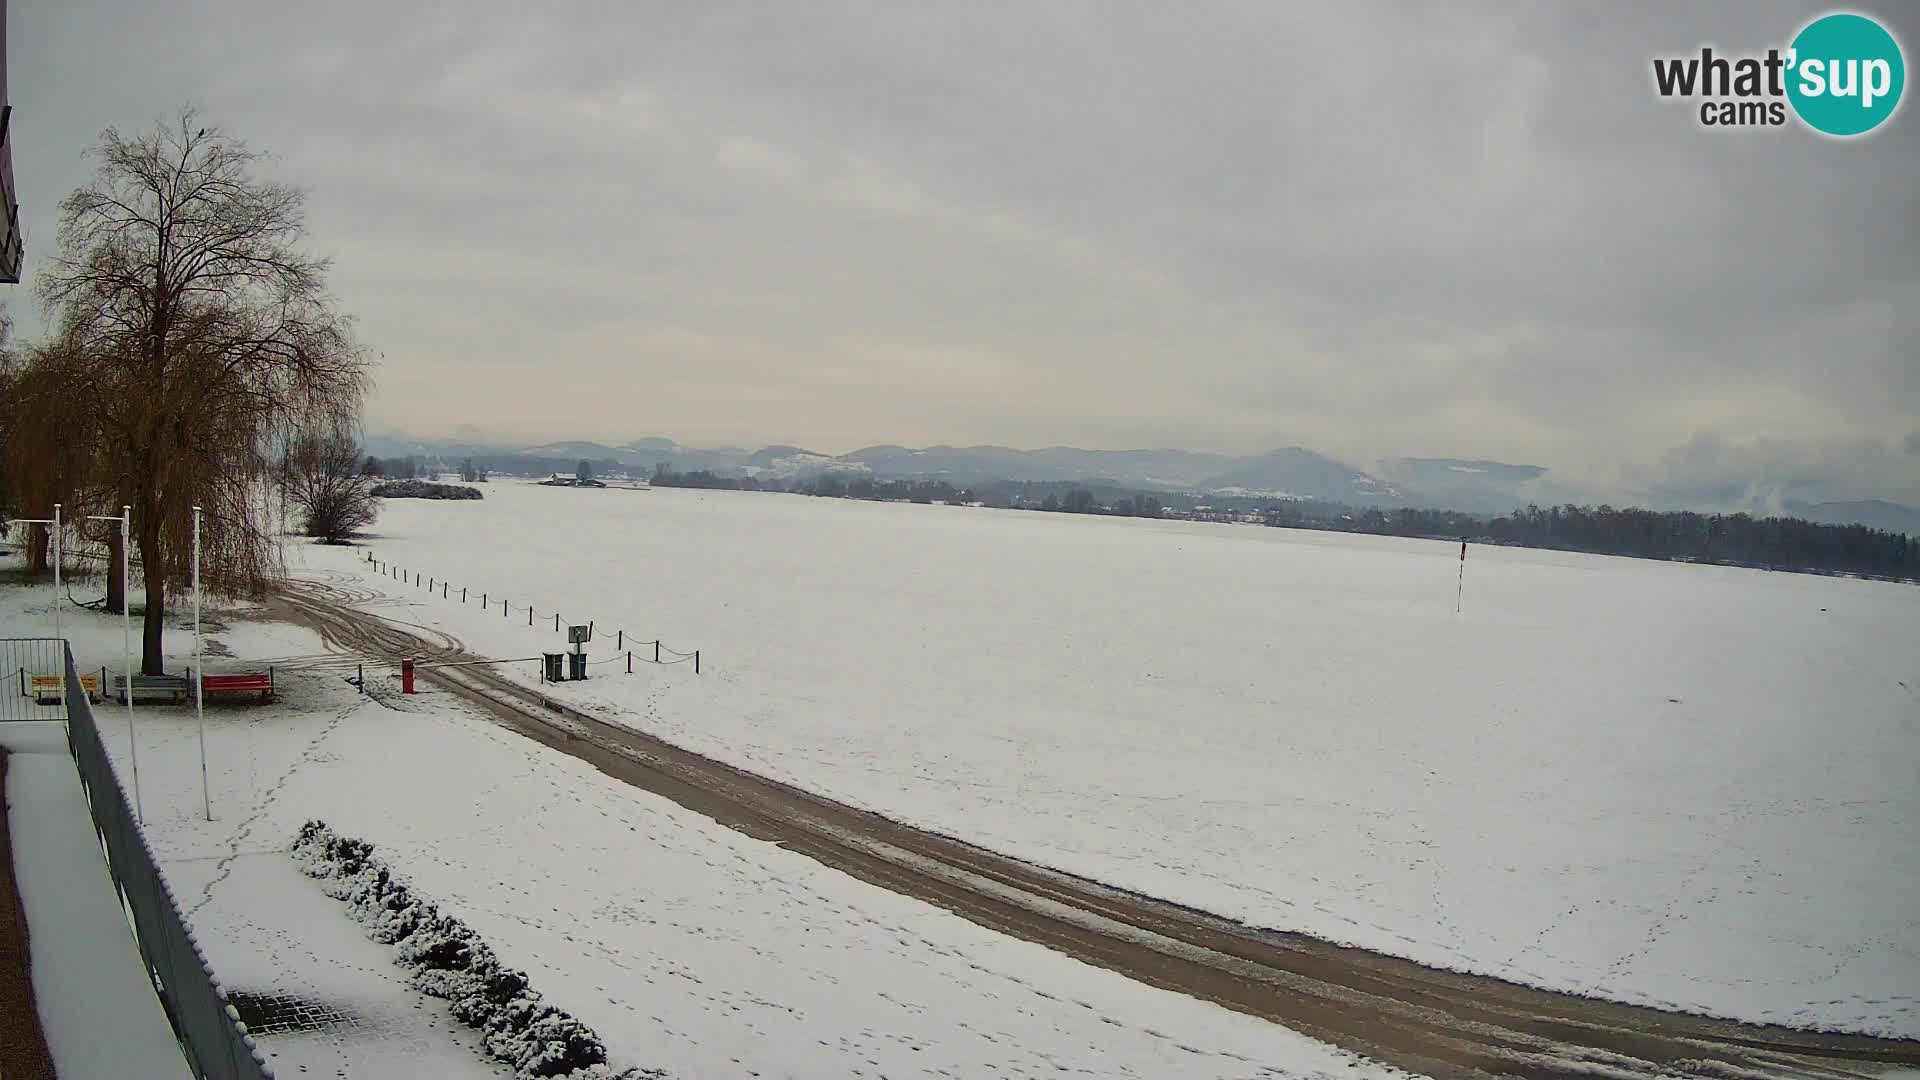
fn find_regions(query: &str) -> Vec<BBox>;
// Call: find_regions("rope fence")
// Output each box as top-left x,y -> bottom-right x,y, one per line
359,551 -> 702,675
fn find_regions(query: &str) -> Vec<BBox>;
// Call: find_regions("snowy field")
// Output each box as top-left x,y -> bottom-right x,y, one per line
293,481 -> 1919,1037
0,569 -> 1387,1079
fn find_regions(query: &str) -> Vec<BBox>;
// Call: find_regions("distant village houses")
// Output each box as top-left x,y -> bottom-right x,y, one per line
540,472 -> 607,488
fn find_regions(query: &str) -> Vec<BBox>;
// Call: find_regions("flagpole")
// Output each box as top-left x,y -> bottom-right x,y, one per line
194,506 -> 210,821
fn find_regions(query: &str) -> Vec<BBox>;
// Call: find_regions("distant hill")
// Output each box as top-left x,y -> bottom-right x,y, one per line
1788,499 -> 1920,536
520,440 -> 630,460
1198,447 -> 1392,503
1375,458 -> 1554,516
365,430 -> 1917,528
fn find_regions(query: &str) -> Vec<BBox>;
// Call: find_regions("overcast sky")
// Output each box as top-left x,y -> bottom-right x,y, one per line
12,1 -> 1919,505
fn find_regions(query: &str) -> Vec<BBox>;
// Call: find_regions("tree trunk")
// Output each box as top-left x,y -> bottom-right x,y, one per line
26,527 -> 48,575
137,522 -> 167,675
105,529 -> 126,615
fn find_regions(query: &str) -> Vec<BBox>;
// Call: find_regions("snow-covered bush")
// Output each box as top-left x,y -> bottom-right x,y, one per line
292,820 -> 666,1079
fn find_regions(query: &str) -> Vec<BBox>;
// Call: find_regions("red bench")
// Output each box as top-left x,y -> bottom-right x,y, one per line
200,671 -> 274,702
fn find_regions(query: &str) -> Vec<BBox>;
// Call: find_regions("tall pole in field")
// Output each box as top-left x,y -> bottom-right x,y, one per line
1455,537 -> 1468,614
194,506 -> 211,821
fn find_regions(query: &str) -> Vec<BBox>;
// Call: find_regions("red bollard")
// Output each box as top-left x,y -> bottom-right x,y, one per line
401,658 -> 416,695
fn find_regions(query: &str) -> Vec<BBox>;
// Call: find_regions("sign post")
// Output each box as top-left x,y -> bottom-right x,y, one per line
567,624 -> 590,681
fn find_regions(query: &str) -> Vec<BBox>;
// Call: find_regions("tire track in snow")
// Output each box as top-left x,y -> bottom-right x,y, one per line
274,576 -> 1920,1080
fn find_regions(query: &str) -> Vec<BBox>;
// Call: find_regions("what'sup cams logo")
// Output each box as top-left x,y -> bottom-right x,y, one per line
1653,11 -> 1905,136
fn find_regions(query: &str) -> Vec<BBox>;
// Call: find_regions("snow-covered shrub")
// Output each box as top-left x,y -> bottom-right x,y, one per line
290,821 -> 665,1079
497,1006 -> 612,1077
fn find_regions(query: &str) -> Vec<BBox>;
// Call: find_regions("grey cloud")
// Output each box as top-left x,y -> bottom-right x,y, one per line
9,0 -> 1918,505
1638,432 -> 1920,512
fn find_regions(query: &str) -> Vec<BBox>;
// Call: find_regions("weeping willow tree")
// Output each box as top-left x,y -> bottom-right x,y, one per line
35,108 -> 370,673
1,331 -> 111,582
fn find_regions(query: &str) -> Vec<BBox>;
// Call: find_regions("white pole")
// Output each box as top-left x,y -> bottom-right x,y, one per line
194,506 -> 210,821
53,504 -> 64,722
123,506 -> 141,823
86,508 -> 142,822
51,504 -> 62,649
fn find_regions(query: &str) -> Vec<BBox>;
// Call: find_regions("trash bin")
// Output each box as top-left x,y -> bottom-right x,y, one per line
542,652 -> 564,683
567,651 -> 588,681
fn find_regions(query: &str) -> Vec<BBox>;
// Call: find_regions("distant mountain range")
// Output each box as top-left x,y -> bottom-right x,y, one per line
361,433 -> 1917,534
1786,499 -> 1920,536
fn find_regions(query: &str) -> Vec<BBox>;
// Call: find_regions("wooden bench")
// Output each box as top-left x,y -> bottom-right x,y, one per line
200,671 -> 274,702
110,674 -> 190,705
29,673 -> 101,705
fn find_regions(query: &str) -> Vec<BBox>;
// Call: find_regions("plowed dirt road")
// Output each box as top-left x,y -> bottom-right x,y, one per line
278,574 -> 1920,1080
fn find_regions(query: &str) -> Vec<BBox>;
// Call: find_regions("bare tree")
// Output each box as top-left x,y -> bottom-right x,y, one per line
284,429 -> 379,543
39,108 -> 369,673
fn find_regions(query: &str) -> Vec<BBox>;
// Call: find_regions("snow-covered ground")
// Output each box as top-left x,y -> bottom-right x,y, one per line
293,481 -> 1917,1037
0,568 -> 1392,1079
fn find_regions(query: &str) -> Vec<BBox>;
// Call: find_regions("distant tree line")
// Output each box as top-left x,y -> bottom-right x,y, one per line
358,455 -> 490,483
1477,504 -> 1916,578
363,455 -> 418,479
648,467 -> 1917,581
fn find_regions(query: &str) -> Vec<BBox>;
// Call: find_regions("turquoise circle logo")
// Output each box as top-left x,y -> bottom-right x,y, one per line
1786,12 -> 1906,136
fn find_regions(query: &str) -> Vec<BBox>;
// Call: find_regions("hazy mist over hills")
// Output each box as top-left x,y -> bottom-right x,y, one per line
363,431 -> 1920,534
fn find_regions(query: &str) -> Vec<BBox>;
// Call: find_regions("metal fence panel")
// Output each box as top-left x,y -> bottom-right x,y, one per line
60,644 -> 276,1080
1,637 -> 69,722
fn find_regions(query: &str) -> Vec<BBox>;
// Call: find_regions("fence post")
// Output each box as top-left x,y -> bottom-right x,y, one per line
462,587 -> 467,603
443,582 -> 448,599
529,606 -> 534,626
627,651 -> 632,674
555,613 -> 560,632
654,640 -> 661,663
617,629 -> 622,650
695,650 -> 701,675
